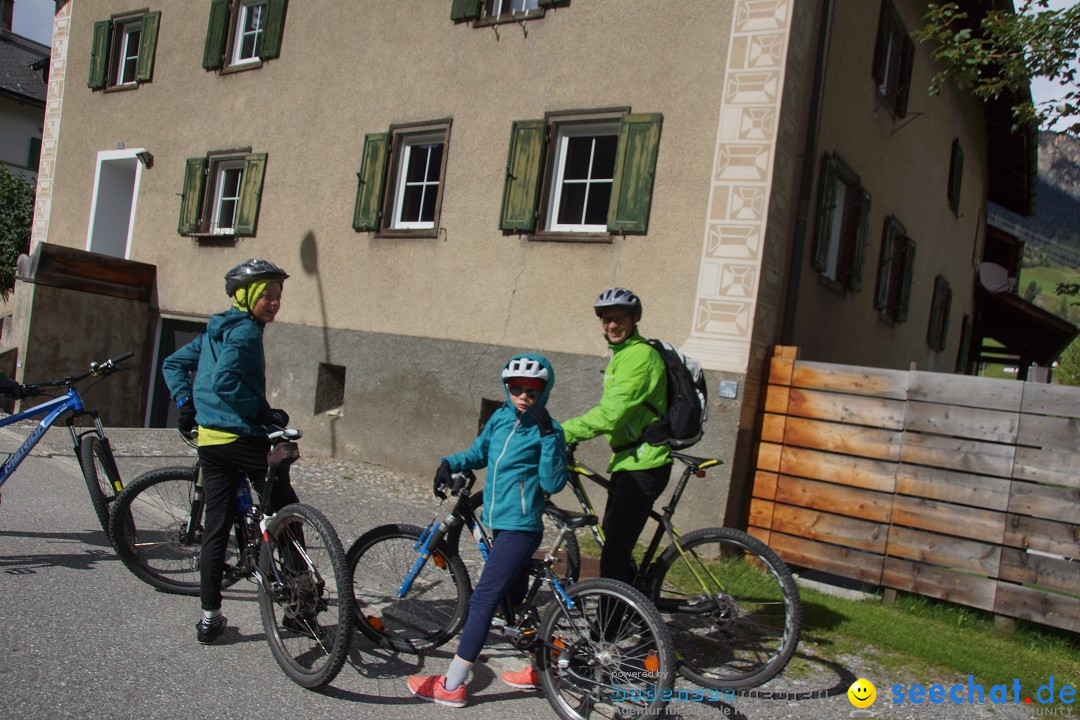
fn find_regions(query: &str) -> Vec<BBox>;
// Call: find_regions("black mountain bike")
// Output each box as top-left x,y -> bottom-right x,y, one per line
108,427 -> 353,689
347,471 -> 677,720
456,447 -> 802,690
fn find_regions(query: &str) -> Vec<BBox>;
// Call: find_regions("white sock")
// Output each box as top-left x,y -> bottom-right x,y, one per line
203,609 -> 222,624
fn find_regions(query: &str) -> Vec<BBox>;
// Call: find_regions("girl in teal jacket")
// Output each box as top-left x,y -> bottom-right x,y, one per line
408,354 -> 567,708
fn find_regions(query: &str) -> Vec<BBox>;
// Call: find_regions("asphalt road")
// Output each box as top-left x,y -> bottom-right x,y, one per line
0,425 -> 1049,720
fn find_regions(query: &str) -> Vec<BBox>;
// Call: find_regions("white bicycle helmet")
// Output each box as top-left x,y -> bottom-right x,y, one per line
593,287 -> 642,317
225,258 -> 289,297
501,356 -> 549,382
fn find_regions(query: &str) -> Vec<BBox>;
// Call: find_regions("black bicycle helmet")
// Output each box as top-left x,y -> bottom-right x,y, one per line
593,287 -> 642,318
224,258 -> 289,297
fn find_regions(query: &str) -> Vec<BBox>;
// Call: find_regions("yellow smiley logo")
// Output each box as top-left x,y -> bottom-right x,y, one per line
848,678 -> 877,708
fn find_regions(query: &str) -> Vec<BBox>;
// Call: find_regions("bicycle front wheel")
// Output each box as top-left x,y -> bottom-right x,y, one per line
79,435 -> 123,532
645,527 -> 802,690
109,466 -> 203,595
347,523 -> 471,653
258,503 -> 353,689
537,577 -> 675,720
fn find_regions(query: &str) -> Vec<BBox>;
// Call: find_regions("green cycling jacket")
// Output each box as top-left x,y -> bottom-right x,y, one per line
561,330 -> 670,472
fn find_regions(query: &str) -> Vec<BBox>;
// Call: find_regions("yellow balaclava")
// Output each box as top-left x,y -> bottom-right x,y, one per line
234,280 -> 270,314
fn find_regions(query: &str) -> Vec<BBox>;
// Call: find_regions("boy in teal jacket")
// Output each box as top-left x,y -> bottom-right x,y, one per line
408,354 -> 567,707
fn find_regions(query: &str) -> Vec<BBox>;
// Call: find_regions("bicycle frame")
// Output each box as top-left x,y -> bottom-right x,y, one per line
0,389 -> 111,492
565,451 -> 722,591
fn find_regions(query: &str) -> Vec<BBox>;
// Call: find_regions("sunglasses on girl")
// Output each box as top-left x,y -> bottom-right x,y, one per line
508,386 -> 541,399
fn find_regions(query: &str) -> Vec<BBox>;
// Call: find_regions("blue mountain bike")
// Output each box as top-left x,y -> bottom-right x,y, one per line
0,352 -> 133,532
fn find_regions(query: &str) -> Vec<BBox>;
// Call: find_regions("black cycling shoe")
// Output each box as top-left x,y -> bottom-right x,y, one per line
196,616 -> 227,645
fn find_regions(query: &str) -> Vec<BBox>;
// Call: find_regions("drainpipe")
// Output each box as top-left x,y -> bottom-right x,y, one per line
780,0 -> 835,344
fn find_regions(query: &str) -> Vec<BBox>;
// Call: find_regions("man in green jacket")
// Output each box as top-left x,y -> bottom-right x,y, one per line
561,287 -> 671,584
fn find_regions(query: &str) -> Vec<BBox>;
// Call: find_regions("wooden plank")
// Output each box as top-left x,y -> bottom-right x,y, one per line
885,526 -> 1001,576
771,504 -> 888,554
775,476 -> 893,523
1012,446 -> 1080,488
1002,513 -> 1080,557
908,371 -> 1023,412
891,495 -> 1006,545
900,431 -> 1015,478
786,388 -> 906,429
1020,381 -> 1080,418
783,417 -> 901,461
1017,413 -> 1080,451
895,464 -> 1011,511
1007,481 -> 1080,524
904,401 -> 1019,444
994,582 -> 1080,633
747,525 -> 771,546
769,532 -> 884,584
764,385 -> 790,414
882,557 -> 997,611
768,357 -> 794,386
752,470 -> 778,500
748,499 -> 775,531
780,446 -> 897,493
999,547 -> 1080,595
774,345 -> 799,361
760,412 -> 786,443
756,441 -> 782,473
790,361 -> 908,399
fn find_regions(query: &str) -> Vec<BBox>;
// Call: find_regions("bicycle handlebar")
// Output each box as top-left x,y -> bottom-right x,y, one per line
21,351 -> 135,395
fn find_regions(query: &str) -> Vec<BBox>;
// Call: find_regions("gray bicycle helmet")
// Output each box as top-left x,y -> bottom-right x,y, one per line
224,258 -> 289,297
501,356 -> 549,382
593,287 -> 642,318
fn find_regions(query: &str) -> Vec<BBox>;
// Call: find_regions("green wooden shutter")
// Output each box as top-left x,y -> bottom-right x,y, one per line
947,140 -> 964,214
203,0 -> 230,70
538,0 -> 558,6
135,11 -> 161,83
896,237 -> 916,322
874,218 -> 895,312
236,153 -> 268,236
895,36 -> 915,117
88,20 -> 111,89
260,0 -> 288,60
178,157 -> 207,235
608,113 -> 663,234
500,120 -> 545,232
848,187 -> 871,291
813,155 -> 838,272
28,137 -> 41,169
451,0 -> 482,21
353,133 -> 389,231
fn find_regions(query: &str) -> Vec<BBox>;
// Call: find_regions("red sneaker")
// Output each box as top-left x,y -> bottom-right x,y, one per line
408,674 -> 467,708
501,665 -> 541,690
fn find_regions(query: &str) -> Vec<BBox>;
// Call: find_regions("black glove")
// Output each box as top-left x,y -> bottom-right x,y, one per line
526,404 -> 555,437
255,407 -> 290,428
177,405 -> 197,433
0,375 -> 25,399
433,460 -> 453,499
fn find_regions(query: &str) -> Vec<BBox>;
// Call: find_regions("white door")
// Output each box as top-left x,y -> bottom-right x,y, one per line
86,149 -> 145,258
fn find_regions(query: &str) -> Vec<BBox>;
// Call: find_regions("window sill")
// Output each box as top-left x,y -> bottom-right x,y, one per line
473,9 -> 545,27
102,83 -> 140,93
218,59 -> 264,75
375,228 -> 440,240
816,273 -> 852,296
528,230 -> 613,244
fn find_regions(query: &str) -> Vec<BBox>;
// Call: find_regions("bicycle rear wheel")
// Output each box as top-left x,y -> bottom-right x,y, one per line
645,527 -> 802,690
536,577 -> 675,720
79,435 -> 123,532
109,466 -> 209,595
347,523 -> 471,652
258,503 -> 353,689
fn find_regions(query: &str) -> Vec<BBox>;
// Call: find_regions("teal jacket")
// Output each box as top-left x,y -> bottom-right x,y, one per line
561,330 -> 670,472
442,354 -> 568,533
161,308 -> 271,438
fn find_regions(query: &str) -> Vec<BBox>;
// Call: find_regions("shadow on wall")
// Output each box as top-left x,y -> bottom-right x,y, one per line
299,231 -> 339,455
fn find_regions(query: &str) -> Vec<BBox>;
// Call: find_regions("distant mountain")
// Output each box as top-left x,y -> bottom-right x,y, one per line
991,131 -> 1080,254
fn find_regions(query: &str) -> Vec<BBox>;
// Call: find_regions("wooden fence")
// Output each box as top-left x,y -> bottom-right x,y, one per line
750,346 -> 1079,632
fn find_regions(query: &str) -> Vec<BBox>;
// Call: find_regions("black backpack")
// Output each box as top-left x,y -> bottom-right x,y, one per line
637,339 -> 709,450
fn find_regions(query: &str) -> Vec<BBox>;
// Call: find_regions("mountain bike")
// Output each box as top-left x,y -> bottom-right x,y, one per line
453,447 -> 802,690
108,427 -> 354,689
0,352 -> 132,532
347,471 -> 676,720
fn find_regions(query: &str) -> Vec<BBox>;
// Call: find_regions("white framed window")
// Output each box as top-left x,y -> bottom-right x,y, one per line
872,0 -> 915,118
210,160 -> 244,233
812,153 -> 870,292
545,122 -> 619,232
232,0 -> 268,65
485,0 -> 540,20
114,20 -> 142,85
390,133 -> 445,230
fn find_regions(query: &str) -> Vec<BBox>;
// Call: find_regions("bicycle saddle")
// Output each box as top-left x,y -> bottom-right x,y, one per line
670,452 -> 722,473
544,503 -> 598,529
